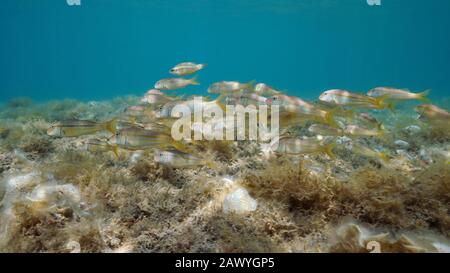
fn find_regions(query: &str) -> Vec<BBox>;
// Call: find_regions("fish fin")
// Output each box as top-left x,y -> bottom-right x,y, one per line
417,89 -> 431,102
244,80 -> 256,91
105,118 -> 117,134
324,110 -> 338,128
378,152 -> 389,163
214,93 -> 227,112
323,143 -> 336,159
190,75 -> 200,85
376,128 -> 385,138
204,159 -> 219,170
171,140 -> 190,153
386,102 -> 396,113
111,145 -> 120,159
374,94 -> 388,107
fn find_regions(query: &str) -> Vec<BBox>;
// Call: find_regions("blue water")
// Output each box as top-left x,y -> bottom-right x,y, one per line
1,0 -> 450,102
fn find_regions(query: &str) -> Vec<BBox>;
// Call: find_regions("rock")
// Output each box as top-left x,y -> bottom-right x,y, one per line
223,187 -> 257,214
419,148 -> 433,164
404,125 -> 421,135
394,140 -> 410,149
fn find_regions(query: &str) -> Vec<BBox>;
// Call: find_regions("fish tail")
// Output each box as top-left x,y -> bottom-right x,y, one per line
214,93 -> 227,112
323,143 -> 336,159
245,80 -> 256,91
372,94 -> 387,108
378,152 -> 389,163
386,102 -> 396,113
190,75 -> 200,85
376,128 -> 385,138
416,89 -> 431,102
111,145 -> 120,159
204,159 -> 219,170
199,63 -> 207,69
105,118 -> 117,134
324,110 -> 338,128
171,140 -> 190,153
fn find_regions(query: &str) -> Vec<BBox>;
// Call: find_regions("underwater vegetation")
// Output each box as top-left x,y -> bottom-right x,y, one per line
1,63 -> 450,253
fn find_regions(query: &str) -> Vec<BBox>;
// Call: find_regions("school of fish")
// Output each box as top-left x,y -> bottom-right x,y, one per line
47,61 -> 448,168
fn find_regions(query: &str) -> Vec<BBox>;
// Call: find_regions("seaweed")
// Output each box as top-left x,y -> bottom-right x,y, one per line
0,96 -> 449,253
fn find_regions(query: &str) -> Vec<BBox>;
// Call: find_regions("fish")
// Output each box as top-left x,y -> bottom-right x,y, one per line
123,105 -> 155,119
271,136 -> 335,159
169,62 -> 206,76
109,127 -> 186,151
315,101 -> 354,120
319,89 -> 393,110
267,94 -> 338,127
368,87 -> 430,101
47,119 -> 117,137
228,93 -> 268,106
350,142 -> 389,162
156,95 -> 226,118
154,149 -> 217,169
356,113 -> 384,130
155,76 -> 199,90
308,124 -> 344,136
116,120 -> 145,131
86,138 -> 119,157
208,81 -> 255,95
140,89 -> 178,105
344,124 -> 384,138
142,121 -> 171,134
415,104 -> 450,122
254,83 -> 283,96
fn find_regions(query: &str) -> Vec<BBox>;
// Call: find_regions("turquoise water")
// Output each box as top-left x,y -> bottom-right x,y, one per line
1,0 -> 449,102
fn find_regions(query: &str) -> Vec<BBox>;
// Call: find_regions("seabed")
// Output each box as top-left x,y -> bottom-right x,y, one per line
0,96 -> 449,253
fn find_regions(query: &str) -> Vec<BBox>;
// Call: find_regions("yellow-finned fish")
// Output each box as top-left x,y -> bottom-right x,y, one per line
315,100 -> 354,120
228,92 -> 268,106
140,89 -> 179,105
356,113 -> 384,130
156,95 -> 226,118
86,138 -> 119,158
319,89 -> 393,110
350,142 -> 389,163
344,124 -> 384,138
254,83 -> 283,96
123,105 -> 155,119
109,127 -> 185,151
267,94 -> 338,127
368,87 -> 430,102
208,81 -> 255,95
415,104 -> 450,123
154,149 -> 217,169
169,62 -> 206,76
47,119 -> 117,137
308,124 -> 344,136
155,76 -> 200,90
271,136 -> 336,159
142,121 -> 171,134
